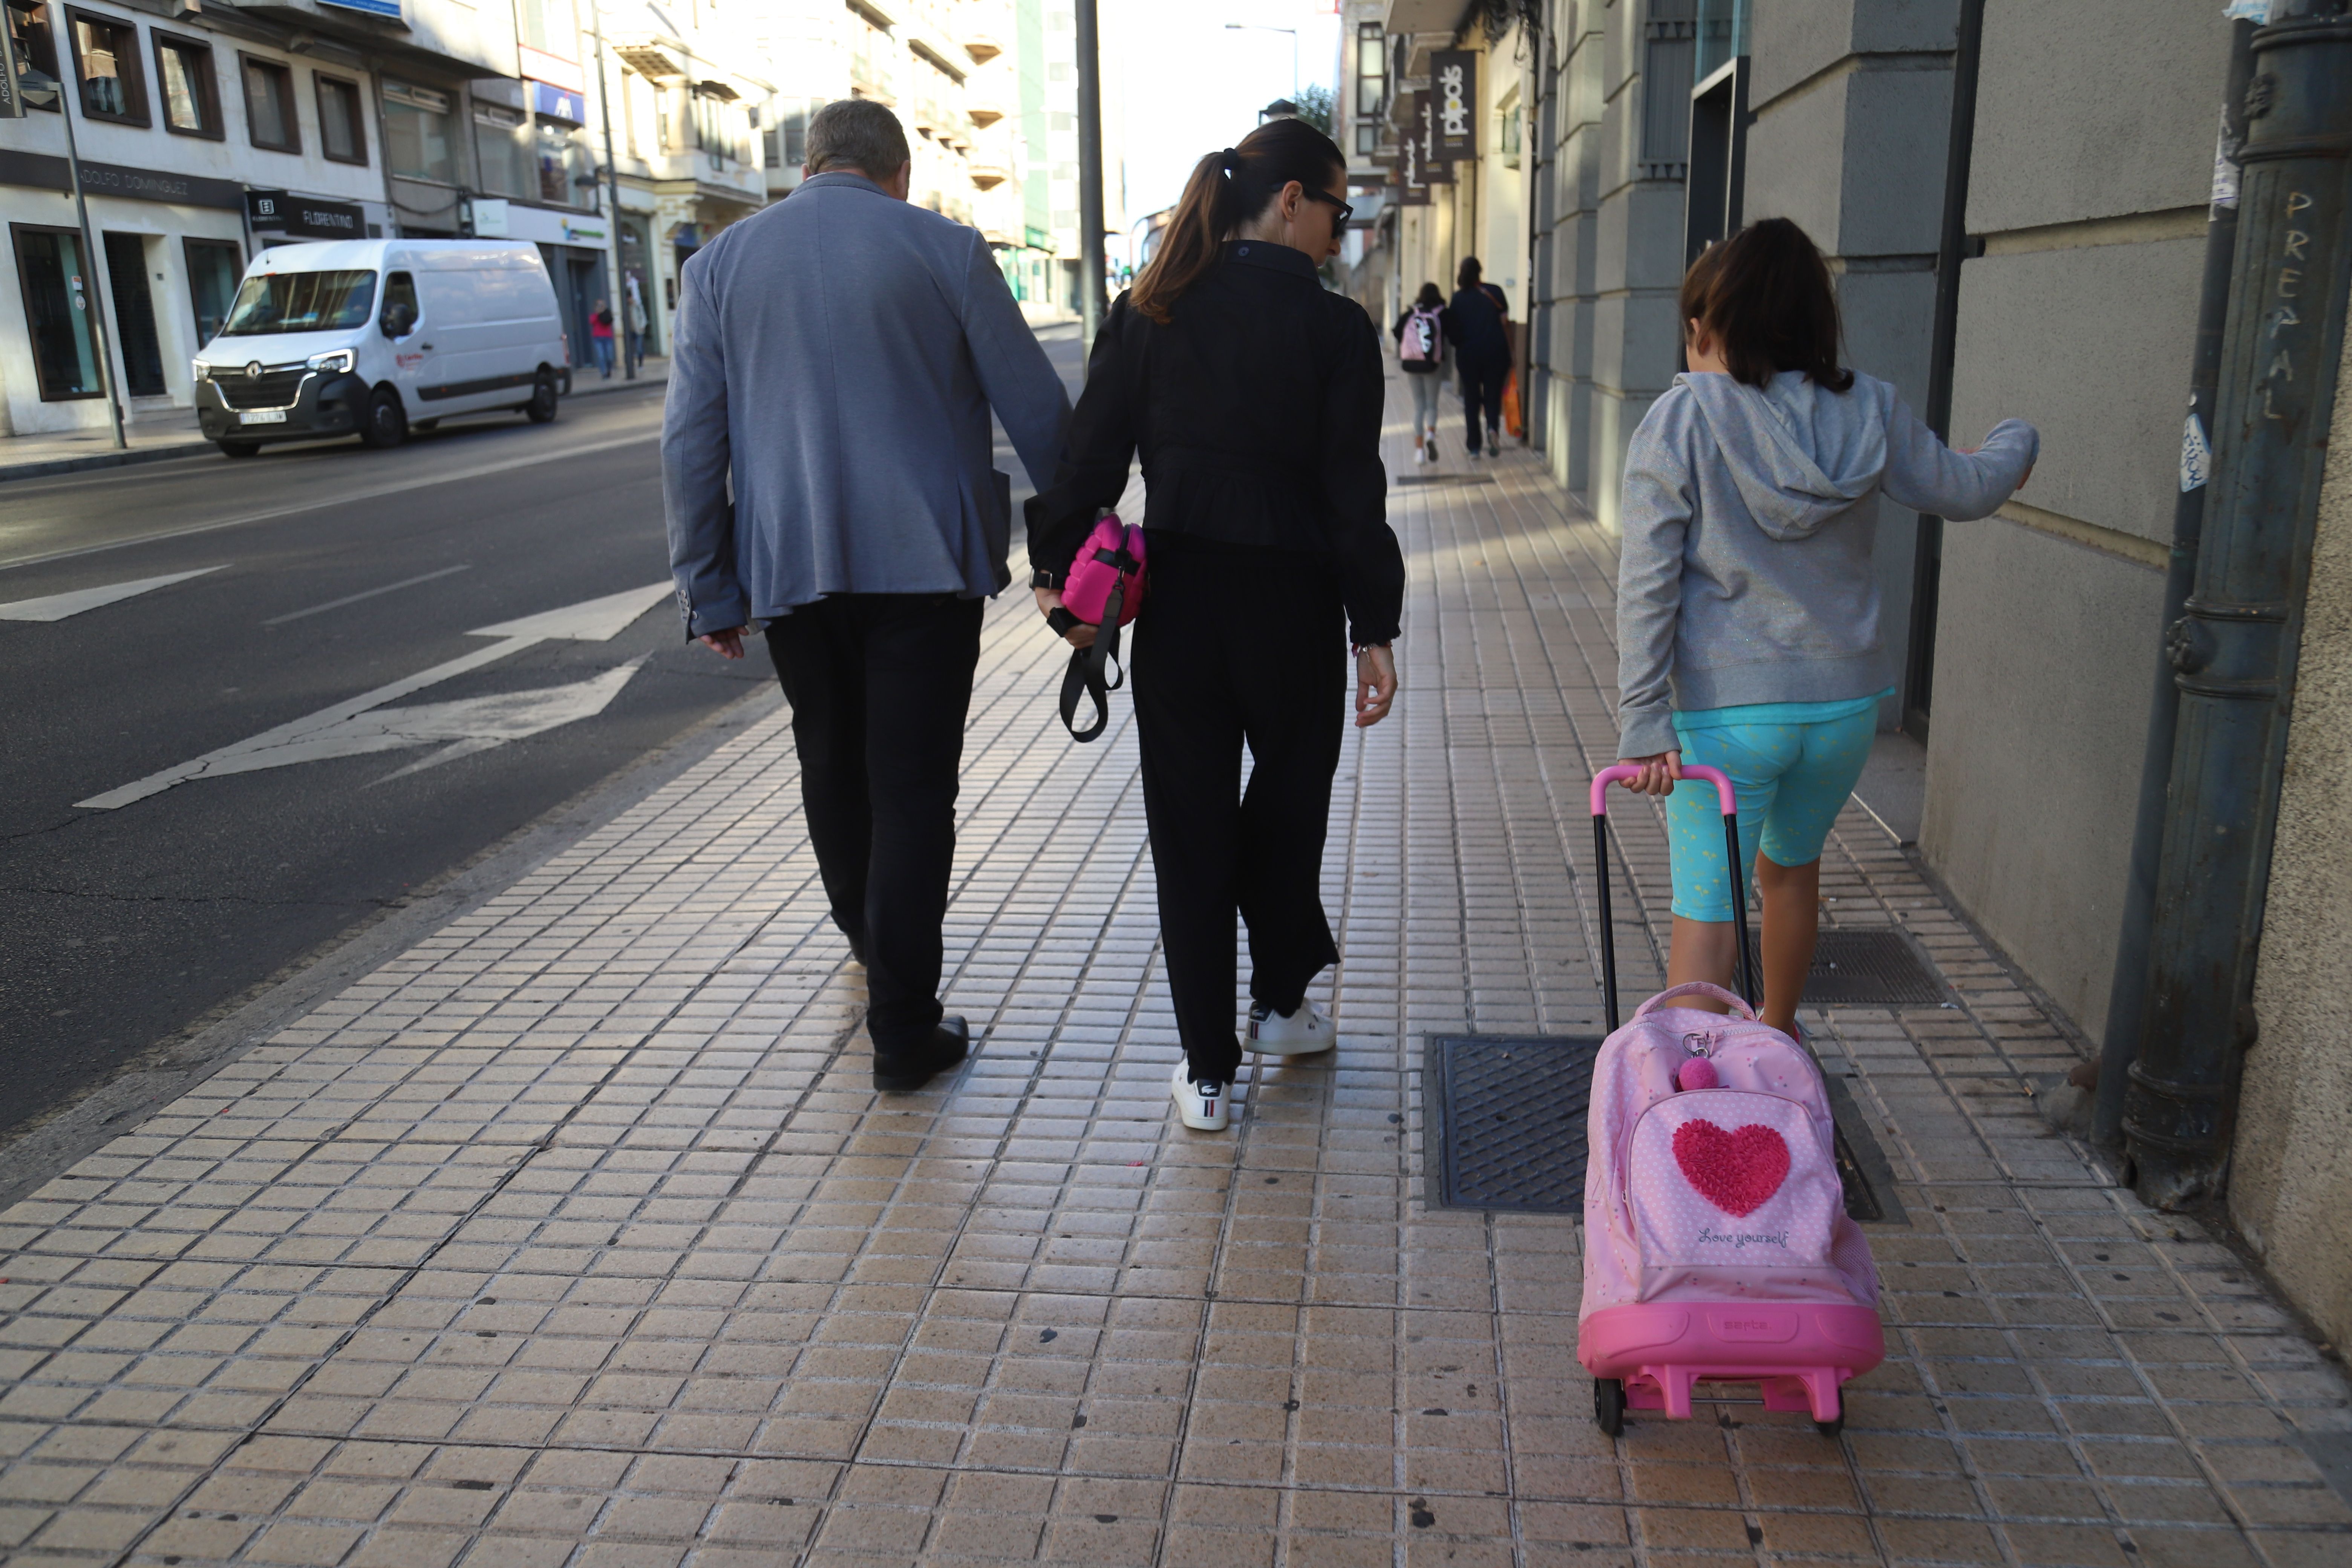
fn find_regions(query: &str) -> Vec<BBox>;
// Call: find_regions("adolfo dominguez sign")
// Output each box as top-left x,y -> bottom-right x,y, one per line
0,150 -> 245,208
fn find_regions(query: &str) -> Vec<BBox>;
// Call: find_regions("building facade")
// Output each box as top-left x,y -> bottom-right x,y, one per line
0,0 -> 640,437
1353,0 -> 2352,1345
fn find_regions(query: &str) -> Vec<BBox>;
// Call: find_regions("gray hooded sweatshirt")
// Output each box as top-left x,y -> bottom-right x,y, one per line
1616,369 -> 2038,759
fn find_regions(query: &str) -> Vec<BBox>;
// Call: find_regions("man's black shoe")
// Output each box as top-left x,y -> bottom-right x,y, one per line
873,1015 -> 968,1092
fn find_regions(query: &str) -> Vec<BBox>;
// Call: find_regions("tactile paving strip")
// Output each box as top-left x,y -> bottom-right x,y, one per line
1807,927 -> 1948,1006
1426,1034 -> 1599,1213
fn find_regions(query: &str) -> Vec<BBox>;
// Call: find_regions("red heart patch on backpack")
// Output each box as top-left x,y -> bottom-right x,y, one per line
1672,1120 -> 1791,1217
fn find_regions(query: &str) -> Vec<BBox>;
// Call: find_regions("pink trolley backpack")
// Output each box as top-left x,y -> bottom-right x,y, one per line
1579,764 -> 1884,1436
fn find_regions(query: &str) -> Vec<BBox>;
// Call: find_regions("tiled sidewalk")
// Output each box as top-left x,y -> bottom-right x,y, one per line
3,384 -> 2349,1567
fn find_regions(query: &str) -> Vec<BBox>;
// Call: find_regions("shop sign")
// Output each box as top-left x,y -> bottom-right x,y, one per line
469,198 -> 510,237
1418,92 -> 1451,184
0,149 -> 244,207
318,0 -> 403,17
0,13 -> 26,120
531,82 -> 586,125
247,189 -> 365,238
1431,50 -> 1477,161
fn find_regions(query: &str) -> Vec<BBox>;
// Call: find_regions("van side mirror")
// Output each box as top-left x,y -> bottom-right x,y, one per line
381,303 -> 416,338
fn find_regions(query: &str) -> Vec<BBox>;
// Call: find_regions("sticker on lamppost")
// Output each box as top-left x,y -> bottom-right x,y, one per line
1432,50 -> 1477,162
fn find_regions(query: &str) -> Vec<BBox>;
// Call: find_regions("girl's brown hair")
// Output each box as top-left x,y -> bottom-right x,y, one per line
1678,218 -> 1854,392
1129,118 -> 1346,325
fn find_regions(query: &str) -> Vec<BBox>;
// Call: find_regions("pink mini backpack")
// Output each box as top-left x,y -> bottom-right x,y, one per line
1057,515 -> 1146,743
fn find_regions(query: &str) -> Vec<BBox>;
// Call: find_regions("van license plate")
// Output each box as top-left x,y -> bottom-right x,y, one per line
239,410 -> 287,425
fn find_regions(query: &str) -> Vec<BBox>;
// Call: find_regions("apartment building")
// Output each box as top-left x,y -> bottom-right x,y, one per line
0,0 -> 637,436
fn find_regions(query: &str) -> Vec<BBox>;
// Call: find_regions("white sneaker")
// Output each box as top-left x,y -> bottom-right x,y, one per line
1246,1000 -> 1337,1055
1170,1061 -> 1230,1131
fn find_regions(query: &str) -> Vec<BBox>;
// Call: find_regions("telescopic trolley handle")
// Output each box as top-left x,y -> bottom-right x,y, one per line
1588,764 -> 1756,1032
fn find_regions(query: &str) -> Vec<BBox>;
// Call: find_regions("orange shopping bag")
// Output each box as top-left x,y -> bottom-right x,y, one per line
1502,369 -> 1524,440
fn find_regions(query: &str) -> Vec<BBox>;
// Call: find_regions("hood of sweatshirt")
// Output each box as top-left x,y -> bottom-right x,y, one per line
1677,369 -> 1888,542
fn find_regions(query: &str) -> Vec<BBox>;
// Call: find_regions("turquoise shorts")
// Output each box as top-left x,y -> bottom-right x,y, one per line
1664,692 -> 1886,921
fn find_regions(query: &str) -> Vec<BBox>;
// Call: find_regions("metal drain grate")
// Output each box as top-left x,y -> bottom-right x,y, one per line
1425,1035 -> 1599,1214
1426,1032 -> 1896,1223
1807,928 -> 1946,1006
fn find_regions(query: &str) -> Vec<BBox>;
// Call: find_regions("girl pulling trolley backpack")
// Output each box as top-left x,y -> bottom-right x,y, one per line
1581,765 -> 1881,1435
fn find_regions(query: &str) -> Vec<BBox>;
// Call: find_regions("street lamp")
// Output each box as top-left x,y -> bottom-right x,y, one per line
1224,22 -> 1298,100
13,69 -> 128,449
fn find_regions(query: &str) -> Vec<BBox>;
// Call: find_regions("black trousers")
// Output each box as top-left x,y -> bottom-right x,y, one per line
765,593 -> 982,1055
1132,535 -> 1346,1083
1461,357 -> 1508,451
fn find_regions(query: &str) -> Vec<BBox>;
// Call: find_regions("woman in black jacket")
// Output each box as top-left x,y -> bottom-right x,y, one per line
1026,118 -> 1404,1134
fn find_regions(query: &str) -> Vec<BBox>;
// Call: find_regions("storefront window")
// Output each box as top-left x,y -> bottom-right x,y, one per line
10,225 -> 103,401
182,237 -> 242,345
384,80 -> 456,184
5,0 -> 61,112
476,102 -> 534,198
536,115 -> 594,206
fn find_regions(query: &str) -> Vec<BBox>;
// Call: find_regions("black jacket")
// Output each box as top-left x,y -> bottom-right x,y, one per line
1449,282 -> 1511,369
1026,240 -> 1404,646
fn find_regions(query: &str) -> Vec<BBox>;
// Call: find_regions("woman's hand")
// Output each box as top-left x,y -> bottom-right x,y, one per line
1616,750 -> 1683,795
698,628 -> 748,660
1355,644 -> 1398,728
1033,586 -> 1095,649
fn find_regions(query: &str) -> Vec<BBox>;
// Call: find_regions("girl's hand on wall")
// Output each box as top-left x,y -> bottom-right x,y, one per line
1616,751 -> 1683,795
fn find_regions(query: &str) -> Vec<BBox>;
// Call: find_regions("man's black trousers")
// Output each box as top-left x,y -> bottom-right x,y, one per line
1132,535 -> 1346,1085
765,593 -> 982,1056
1461,356 -> 1508,451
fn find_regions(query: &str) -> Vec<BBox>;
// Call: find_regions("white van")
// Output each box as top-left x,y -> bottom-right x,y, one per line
193,239 -> 570,457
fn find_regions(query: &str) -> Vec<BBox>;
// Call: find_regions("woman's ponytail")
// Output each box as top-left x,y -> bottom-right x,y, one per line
1130,118 -> 1345,325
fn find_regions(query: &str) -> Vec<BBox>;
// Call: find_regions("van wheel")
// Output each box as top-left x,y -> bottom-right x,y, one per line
216,439 -> 261,458
525,370 -> 559,424
359,387 -> 407,449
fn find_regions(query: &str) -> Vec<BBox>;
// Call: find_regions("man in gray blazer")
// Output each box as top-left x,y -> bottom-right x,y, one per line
665,99 -> 1070,1093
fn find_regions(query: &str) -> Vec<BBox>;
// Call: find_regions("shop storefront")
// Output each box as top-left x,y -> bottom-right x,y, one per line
0,151 -> 252,435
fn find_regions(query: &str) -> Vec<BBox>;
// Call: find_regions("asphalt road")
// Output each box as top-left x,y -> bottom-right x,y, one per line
0,322 -> 1085,1144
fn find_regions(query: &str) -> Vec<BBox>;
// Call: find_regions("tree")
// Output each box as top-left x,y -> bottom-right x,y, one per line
1294,83 -> 1334,139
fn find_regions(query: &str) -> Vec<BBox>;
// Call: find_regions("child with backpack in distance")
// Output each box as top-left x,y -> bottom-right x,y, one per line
1393,282 -> 1452,462
1614,219 -> 2038,1035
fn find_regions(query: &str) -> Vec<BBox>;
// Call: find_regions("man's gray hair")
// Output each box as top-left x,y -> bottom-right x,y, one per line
805,100 -> 911,180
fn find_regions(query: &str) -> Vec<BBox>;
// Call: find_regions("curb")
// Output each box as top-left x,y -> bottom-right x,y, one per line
0,371 -> 669,487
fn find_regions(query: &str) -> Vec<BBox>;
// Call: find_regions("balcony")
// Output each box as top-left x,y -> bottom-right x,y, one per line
969,164 -> 1009,191
962,32 -> 1003,63
967,100 -> 1004,128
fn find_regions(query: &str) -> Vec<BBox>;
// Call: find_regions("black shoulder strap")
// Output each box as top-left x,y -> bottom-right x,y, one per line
1057,579 -> 1128,743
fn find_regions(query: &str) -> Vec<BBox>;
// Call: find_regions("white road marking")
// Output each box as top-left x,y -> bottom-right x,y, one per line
263,563 -> 472,626
0,567 -> 222,622
0,431 -> 658,573
77,581 -> 675,810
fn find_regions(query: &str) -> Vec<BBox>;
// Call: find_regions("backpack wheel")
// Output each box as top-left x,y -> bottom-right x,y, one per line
1593,1377 -> 1625,1436
1814,1414 -> 1844,1438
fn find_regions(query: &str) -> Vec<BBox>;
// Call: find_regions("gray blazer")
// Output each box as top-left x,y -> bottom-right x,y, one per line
663,172 -> 1070,636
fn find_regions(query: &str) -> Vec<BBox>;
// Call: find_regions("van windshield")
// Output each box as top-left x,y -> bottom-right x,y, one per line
218,270 -> 378,336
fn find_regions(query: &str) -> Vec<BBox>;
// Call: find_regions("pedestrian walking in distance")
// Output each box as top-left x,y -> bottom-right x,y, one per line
1027,118 -> 1404,1134
665,98 -> 1071,1093
1394,281 -> 1453,464
1613,217 -> 2036,1032
1449,258 -> 1511,457
589,298 -> 616,379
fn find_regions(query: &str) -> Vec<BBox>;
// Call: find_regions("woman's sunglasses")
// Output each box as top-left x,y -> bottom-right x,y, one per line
1300,186 -> 1355,227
